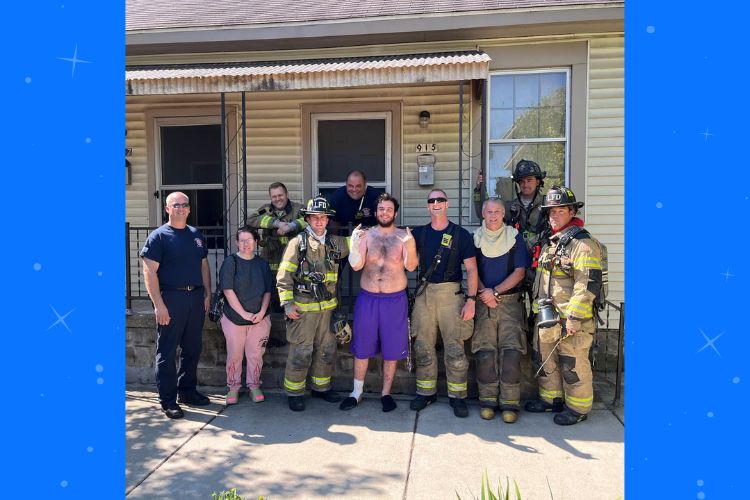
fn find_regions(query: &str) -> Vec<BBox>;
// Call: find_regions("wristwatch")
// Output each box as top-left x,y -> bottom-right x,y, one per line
466,295 -> 477,301
493,289 -> 502,299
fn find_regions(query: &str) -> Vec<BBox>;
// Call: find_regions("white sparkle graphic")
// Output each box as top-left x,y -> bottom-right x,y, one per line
699,128 -> 713,141
656,201 -> 663,209
24,76 -> 31,84
721,267 -> 735,281
646,25 -> 655,33
697,480 -> 704,487
57,44 -> 92,78
60,481 -> 68,488
47,306 -> 75,333
97,377 -> 104,385
707,411 -> 714,418
696,328 -> 724,357
87,446 -> 94,453
697,492 -> 705,499
33,263 -> 41,271
733,376 -> 740,384
97,271 -> 103,276
95,364 -> 104,373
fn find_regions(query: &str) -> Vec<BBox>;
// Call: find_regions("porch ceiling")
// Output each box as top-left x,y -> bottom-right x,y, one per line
125,51 -> 491,95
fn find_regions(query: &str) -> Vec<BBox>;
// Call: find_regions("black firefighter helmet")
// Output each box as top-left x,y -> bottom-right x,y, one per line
512,159 -> 546,185
541,186 -> 584,210
300,194 -> 336,217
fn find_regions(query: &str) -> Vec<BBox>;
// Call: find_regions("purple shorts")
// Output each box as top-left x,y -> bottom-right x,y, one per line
351,289 -> 409,360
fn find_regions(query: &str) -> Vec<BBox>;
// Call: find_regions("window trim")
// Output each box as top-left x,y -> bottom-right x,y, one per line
311,111 -> 392,195
485,68 -> 572,190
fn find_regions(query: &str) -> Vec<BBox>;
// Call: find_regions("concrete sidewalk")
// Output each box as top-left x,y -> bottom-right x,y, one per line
126,386 -> 623,499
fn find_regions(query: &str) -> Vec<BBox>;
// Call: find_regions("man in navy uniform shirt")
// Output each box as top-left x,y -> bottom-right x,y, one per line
141,192 -> 212,419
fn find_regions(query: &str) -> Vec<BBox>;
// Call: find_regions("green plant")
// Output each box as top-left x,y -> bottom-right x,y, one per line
456,471 -> 523,500
211,488 -> 243,500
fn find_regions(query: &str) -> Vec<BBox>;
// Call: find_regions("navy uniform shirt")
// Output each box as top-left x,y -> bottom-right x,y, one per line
412,222 -> 476,283
140,224 -> 208,289
476,232 -> 531,289
328,185 -> 379,227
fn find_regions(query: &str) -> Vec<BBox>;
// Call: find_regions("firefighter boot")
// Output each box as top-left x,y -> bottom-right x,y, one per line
288,396 -> 305,412
311,389 -> 342,403
501,410 -> 519,423
410,394 -> 437,411
449,397 -> 469,418
524,397 -> 563,413
554,407 -> 588,426
480,406 -> 497,420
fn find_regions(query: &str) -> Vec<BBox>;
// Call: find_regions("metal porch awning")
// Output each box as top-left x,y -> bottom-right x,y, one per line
126,50 -> 491,95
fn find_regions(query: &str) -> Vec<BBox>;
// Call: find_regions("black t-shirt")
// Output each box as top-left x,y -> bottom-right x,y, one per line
219,254 -> 274,325
412,222 -> 476,283
139,223 -> 208,289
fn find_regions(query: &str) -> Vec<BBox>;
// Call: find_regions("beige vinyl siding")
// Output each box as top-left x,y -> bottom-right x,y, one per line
586,35 -> 624,305
126,82 -> 473,229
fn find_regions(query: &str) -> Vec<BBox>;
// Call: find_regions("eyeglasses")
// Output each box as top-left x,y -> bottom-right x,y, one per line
238,238 -> 255,245
169,203 -> 190,209
427,197 -> 447,204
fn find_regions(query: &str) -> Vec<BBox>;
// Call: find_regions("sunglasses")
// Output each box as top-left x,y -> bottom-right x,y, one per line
170,203 -> 190,209
427,197 -> 447,204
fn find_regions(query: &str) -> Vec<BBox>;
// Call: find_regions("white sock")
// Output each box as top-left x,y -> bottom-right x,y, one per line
350,379 -> 364,399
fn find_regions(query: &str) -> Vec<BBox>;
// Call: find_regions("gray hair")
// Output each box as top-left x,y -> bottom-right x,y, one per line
482,197 -> 505,211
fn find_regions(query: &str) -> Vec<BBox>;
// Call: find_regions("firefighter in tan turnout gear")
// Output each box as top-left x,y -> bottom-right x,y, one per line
276,195 -> 349,412
247,182 -> 306,273
472,197 -> 531,424
526,186 -> 602,425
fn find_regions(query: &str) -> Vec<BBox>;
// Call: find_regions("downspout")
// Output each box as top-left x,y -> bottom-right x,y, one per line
242,91 -> 248,224
220,93 -> 228,256
458,80 -> 464,225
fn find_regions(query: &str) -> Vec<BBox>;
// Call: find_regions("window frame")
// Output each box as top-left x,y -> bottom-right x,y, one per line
311,111 -> 392,195
485,68 -> 572,193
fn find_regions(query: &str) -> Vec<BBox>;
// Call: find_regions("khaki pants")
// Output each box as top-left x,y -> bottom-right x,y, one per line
533,318 -> 595,414
472,293 -> 527,410
283,309 -> 336,396
412,282 -> 473,398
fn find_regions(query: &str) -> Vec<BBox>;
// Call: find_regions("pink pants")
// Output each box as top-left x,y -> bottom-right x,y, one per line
220,315 -> 272,391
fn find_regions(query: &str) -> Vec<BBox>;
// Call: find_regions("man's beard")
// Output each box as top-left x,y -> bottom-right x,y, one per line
377,218 -> 394,228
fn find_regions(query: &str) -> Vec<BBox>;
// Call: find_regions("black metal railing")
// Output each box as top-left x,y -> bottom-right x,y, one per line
591,299 -> 625,406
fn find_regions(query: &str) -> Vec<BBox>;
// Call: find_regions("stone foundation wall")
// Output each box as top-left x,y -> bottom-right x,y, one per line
127,312 -> 618,399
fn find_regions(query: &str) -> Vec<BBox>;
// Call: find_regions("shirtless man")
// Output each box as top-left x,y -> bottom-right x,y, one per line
339,192 -> 418,412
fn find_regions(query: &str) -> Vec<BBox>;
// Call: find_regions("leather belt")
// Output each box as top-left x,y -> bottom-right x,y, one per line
162,285 -> 203,292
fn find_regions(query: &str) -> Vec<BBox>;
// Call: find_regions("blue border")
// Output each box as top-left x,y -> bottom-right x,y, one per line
2,1 -> 125,496
627,2 -> 748,498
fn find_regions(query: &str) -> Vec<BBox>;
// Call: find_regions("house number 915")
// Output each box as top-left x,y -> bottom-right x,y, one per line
416,144 -> 437,152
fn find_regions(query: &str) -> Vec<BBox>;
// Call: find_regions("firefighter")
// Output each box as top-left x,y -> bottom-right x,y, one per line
248,182 -> 306,311
410,189 -> 478,418
526,186 -> 602,425
505,159 -> 548,254
472,197 -> 530,423
276,195 -> 350,412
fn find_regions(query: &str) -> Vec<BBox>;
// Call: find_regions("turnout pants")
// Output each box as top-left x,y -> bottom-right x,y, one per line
155,289 -> 206,405
412,282 -> 473,399
533,318 -> 595,414
472,293 -> 527,411
283,309 -> 336,396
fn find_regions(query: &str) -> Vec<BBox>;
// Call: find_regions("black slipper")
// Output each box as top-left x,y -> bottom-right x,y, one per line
381,395 -> 397,412
339,396 -> 360,411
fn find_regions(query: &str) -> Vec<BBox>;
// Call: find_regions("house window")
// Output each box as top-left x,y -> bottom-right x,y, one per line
312,112 -> 391,200
158,123 -> 224,248
487,70 -> 569,201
